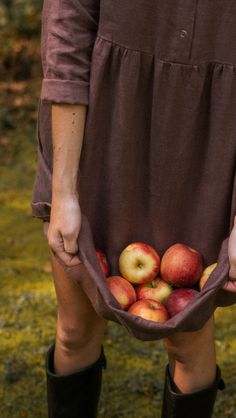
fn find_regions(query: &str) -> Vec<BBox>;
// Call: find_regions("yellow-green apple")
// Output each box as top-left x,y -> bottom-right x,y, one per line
118,242 -> 160,284
165,288 -> 199,317
160,243 -> 203,287
106,276 -> 136,310
136,277 -> 172,304
128,299 -> 169,323
199,262 -> 217,290
96,249 -> 110,277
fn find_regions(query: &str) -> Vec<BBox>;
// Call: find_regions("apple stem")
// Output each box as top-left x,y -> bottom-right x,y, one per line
152,280 -> 157,288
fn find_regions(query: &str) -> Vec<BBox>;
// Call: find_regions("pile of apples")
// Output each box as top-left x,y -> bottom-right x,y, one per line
96,242 -> 217,324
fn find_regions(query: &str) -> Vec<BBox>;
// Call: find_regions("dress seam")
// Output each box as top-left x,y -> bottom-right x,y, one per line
97,32 -> 154,57
96,33 -> 236,69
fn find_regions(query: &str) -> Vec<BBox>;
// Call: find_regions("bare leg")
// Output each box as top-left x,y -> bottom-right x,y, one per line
163,315 -> 216,393
50,252 -> 108,375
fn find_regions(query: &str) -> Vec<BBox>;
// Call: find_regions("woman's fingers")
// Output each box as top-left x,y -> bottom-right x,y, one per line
222,224 -> 236,293
63,232 -> 79,255
48,228 -> 81,267
222,280 -> 236,293
51,248 -> 82,267
229,264 -> 236,281
228,225 -> 236,280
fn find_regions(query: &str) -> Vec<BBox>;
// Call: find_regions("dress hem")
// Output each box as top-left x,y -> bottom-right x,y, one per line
31,201 -> 51,222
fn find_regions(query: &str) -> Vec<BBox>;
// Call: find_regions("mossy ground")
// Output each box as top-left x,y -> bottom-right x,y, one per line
0,80 -> 236,418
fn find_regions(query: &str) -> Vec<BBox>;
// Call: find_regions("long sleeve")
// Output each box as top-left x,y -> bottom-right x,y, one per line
40,0 -> 100,105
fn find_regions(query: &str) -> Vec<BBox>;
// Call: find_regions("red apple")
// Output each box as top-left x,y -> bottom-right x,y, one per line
136,277 -> 173,304
96,249 -> 110,277
165,288 -> 199,317
106,276 -> 136,310
118,242 -> 160,284
160,243 -> 203,287
128,299 -> 169,323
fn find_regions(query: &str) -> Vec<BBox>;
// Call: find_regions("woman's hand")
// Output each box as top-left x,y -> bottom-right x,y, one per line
46,194 -> 82,267
222,218 -> 236,292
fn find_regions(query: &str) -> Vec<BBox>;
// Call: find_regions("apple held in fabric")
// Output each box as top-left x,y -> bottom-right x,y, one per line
165,288 -> 199,317
118,242 -> 161,284
160,243 -> 203,287
199,262 -> 217,290
96,249 -> 110,277
136,278 -> 173,304
106,276 -> 136,310
128,299 -> 169,323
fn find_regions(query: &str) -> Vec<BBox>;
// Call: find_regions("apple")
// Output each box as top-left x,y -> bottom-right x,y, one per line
160,243 -> 203,287
136,277 -> 173,304
96,249 -> 110,277
118,242 -> 160,284
128,299 -> 169,323
165,288 -> 199,317
199,262 -> 217,290
106,276 -> 136,309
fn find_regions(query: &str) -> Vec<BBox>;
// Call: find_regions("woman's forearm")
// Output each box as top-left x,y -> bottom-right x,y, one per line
51,103 -> 87,198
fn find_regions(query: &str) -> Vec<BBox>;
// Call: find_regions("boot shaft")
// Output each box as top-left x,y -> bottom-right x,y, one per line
161,364 -> 225,418
45,343 -> 106,418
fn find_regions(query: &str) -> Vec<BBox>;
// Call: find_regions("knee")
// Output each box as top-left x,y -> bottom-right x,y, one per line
163,316 -> 215,362
163,336 -> 192,362
57,316 -> 107,354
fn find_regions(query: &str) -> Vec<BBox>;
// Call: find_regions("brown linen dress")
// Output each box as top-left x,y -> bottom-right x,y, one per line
31,0 -> 236,340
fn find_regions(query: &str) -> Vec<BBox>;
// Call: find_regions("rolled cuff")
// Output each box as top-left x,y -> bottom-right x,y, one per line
41,78 -> 89,105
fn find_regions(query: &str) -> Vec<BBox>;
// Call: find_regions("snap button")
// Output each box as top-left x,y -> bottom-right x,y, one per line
180,29 -> 188,38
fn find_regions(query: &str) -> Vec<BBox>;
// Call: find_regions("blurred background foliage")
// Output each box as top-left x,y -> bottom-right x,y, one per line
0,2 -> 236,418
0,0 -> 42,81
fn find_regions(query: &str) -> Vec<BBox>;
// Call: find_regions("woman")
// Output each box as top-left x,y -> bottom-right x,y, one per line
31,0 -> 236,417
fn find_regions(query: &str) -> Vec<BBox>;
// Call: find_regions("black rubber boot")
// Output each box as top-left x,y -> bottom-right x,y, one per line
45,343 -> 107,418
161,364 -> 225,418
